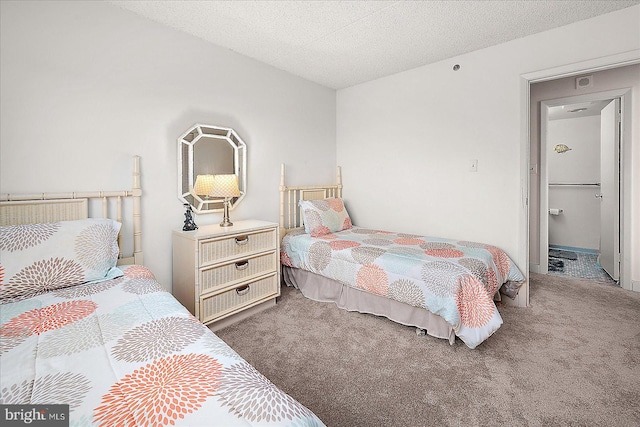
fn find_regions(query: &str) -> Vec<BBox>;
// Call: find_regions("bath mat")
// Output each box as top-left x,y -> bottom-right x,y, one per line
548,258 -> 564,272
549,249 -> 578,260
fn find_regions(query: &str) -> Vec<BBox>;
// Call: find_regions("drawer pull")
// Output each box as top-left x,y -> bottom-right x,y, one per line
235,260 -> 249,270
236,285 -> 250,296
235,235 -> 249,245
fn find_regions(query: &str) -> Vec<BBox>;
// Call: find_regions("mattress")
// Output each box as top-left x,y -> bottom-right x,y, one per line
281,227 -> 525,348
0,265 -> 324,426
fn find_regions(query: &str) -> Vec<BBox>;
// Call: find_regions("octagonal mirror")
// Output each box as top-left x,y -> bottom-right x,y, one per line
178,124 -> 247,214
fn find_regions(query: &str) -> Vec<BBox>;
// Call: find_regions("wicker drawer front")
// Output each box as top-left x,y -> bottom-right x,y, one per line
200,274 -> 278,324
199,251 -> 277,295
199,229 -> 276,266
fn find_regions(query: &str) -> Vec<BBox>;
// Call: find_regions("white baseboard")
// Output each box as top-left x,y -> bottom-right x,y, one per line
632,280 -> 640,292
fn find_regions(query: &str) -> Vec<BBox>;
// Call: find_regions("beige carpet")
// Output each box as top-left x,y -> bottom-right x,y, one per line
216,274 -> 640,426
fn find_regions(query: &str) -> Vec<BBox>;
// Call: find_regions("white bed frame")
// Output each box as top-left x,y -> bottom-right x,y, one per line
0,156 -> 143,265
279,163 -> 342,239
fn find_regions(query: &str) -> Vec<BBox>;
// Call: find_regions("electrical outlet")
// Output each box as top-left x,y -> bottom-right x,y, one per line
469,159 -> 478,172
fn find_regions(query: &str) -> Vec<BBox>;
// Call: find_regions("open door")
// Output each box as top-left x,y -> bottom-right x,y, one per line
598,98 -> 620,281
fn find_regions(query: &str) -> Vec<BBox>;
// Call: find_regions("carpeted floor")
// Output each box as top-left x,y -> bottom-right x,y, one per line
216,274 -> 640,426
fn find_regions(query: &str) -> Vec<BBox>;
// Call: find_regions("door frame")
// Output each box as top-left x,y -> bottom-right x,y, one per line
520,49 -> 639,292
539,90 -> 627,280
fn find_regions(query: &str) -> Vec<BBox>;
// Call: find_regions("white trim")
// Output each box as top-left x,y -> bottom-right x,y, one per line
521,50 -> 639,292
523,50 -> 640,83
517,76 -> 531,307
540,90 -> 630,290
539,103 -> 550,276
621,90 -> 633,290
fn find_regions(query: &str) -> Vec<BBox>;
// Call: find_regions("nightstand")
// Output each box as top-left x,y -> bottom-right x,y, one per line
172,220 -> 280,330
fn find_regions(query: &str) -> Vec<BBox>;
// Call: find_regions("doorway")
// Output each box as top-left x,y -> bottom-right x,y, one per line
541,95 -> 620,284
523,56 -> 639,297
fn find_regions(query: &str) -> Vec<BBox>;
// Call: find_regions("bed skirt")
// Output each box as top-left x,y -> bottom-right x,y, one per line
282,266 -> 456,344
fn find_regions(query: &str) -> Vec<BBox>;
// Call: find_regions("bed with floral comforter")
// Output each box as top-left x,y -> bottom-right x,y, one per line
281,226 -> 525,349
0,219 -> 323,426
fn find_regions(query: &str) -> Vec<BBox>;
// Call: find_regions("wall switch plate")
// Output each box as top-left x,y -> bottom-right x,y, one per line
469,159 -> 478,172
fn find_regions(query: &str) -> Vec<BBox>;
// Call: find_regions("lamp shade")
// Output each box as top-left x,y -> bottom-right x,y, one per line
193,174 -> 215,196
210,174 -> 241,198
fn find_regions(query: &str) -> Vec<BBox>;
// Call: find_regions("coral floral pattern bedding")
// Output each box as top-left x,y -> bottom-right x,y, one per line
299,198 -> 352,237
281,227 -> 525,349
0,265 -> 324,426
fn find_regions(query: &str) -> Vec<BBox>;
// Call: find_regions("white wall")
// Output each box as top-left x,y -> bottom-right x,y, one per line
548,116 -> 601,250
0,1 -> 337,289
2,1 -> 638,296
337,5 -> 640,304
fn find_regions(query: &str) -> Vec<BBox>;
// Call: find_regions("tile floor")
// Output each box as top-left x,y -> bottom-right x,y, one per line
548,249 -> 618,286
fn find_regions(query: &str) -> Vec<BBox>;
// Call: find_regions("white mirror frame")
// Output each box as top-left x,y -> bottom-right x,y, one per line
178,124 -> 247,214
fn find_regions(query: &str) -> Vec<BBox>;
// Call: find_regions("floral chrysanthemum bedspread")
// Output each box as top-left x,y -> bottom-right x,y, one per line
0,265 -> 324,426
281,227 -> 525,348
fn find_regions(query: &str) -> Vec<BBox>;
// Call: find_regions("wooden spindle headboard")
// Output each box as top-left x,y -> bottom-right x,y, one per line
0,156 -> 143,265
279,163 -> 342,239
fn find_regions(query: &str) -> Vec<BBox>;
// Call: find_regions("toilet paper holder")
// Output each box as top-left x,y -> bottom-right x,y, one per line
548,208 -> 563,215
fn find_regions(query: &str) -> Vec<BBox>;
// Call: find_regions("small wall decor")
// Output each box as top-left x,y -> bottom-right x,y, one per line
553,144 -> 572,154
182,203 -> 198,231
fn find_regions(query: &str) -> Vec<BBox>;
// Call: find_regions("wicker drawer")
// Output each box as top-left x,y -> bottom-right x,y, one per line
200,274 -> 279,324
199,229 -> 277,266
173,220 -> 279,326
199,251 -> 277,295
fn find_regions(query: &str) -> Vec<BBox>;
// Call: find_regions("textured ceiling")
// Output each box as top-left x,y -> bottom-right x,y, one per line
109,1 -> 639,89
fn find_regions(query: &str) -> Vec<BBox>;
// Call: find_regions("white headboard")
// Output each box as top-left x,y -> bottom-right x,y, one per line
0,156 -> 143,265
279,163 -> 342,239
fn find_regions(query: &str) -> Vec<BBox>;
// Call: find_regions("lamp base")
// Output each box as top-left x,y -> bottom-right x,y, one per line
219,199 -> 233,227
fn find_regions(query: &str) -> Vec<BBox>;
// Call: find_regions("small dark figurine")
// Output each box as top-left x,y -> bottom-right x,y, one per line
183,203 -> 198,231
